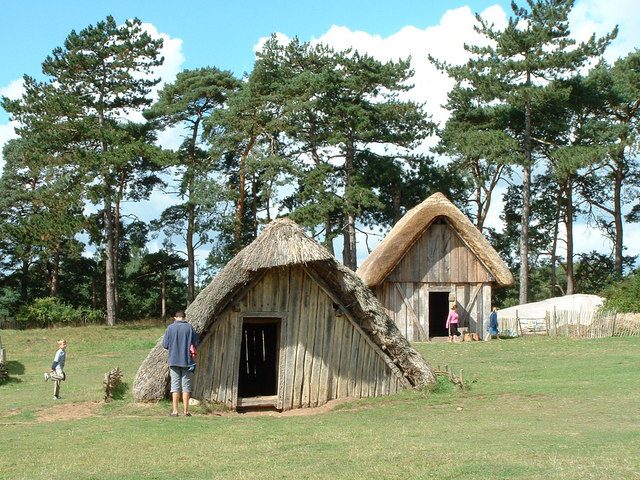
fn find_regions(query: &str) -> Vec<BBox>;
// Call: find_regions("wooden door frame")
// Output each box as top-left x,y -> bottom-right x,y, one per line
237,312 -> 286,409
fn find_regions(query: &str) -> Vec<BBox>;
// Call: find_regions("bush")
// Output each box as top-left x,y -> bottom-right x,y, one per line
601,272 -> 640,313
16,297 -> 104,328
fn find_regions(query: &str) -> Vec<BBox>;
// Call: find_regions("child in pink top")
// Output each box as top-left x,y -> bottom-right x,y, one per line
446,304 -> 460,343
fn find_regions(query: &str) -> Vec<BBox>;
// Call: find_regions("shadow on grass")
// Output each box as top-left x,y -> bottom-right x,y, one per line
7,360 -> 25,375
109,381 -> 129,401
0,363 -> 23,385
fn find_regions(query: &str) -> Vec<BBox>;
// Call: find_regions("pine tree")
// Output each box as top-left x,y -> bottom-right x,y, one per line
145,67 -> 242,303
3,16 -> 164,324
431,0 -> 615,303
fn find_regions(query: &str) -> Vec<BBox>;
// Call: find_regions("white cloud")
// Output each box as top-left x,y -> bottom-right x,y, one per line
139,22 -> 185,96
0,121 -> 18,173
313,6 -> 508,128
156,124 -> 187,151
122,22 -> 185,124
569,0 -> 640,62
0,78 -> 24,174
253,32 -> 292,54
0,77 -> 24,100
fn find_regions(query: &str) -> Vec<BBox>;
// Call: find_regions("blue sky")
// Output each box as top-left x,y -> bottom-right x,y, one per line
1,1 -> 512,85
1,0 -> 638,261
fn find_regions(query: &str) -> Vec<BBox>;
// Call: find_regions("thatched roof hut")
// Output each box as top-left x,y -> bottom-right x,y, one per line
357,192 -> 514,341
134,218 -> 436,410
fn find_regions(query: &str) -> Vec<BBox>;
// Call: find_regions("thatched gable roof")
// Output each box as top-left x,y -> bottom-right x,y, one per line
133,218 -> 436,402
357,192 -> 515,288
187,218 -> 334,334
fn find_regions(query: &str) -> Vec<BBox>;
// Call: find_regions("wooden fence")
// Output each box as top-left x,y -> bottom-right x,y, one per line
0,317 -> 19,330
499,310 -> 640,339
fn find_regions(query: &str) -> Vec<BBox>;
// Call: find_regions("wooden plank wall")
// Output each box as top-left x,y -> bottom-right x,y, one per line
377,282 -> 492,341
376,220 -> 495,341
386,222 -> 493,284
194,266 -> 404,410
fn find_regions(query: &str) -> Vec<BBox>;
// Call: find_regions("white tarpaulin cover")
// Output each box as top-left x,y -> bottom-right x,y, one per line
498,294 -> 605,327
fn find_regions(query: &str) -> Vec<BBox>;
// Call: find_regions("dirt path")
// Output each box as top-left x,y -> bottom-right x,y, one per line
37,401 -> 102,422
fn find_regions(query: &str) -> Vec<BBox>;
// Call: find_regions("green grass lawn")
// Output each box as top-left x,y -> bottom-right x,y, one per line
1,324 -> 639,480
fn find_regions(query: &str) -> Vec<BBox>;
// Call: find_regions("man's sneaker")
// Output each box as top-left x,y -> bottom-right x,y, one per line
44,372 -> 50,381
53,395 -> 60,400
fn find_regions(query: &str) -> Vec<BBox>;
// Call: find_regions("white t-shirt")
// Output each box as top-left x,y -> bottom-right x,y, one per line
53,348 -> 66,370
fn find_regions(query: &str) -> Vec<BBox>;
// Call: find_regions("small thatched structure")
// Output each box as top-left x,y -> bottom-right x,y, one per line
358,192 -> 514,341
134,218 -> 436,410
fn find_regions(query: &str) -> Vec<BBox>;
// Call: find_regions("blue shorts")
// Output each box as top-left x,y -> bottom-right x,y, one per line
169,366 -> 194,393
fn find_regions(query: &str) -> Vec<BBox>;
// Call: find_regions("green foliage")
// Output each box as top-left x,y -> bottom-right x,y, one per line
15,297 -> 103,328
574,251 -> 619,294
601,272 -> 640,313
0,287 -> 21,317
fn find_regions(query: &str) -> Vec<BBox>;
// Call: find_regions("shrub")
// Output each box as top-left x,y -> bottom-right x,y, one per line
601,272 -> 640,313
16,297 -> 104,328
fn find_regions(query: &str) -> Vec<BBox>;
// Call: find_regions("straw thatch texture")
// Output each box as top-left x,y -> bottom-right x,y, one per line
133,218 -> 435,403
357,192 -> 514,287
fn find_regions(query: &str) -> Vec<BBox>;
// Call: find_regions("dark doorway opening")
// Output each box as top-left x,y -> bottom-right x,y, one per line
429,292 -> 450,338
238,319 -> 279,398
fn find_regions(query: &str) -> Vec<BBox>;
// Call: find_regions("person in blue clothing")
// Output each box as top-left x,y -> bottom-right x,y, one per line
44,339 -> 67,399
163,311 -> 198,417
487,306 -> 500,340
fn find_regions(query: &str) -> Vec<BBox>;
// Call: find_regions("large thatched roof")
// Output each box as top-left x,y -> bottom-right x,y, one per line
357,192 -> 515,288
133,218 -> 436,402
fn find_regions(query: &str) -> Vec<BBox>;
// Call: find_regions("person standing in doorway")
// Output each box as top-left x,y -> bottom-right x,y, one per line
487,306 -> 499,340
163,311 -> 198,416
446,304 -> 460,343
44,339 -> 67,400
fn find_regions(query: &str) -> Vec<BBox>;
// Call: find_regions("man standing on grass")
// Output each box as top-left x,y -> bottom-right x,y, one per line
163,311 -> 198,417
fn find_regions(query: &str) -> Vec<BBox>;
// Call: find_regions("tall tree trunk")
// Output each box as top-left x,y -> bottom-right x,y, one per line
91,277 -> 97,310
161,270 -> 167,322
519,162 -> 531,305
343,213 -> 357,270
251,172 -> 258,237
20,257 -> 29,302
342,140 -> 357,270
550,185 -> 562,296
49,245 -> 61,297
186,202 -> 196,305
186,117 -> 200,306
324,218 -> 334,254
393,190 -> 402,225
104,196 -> 117,326
235,138 -> 256,250
565,181 -> 574,295
474,167 -> 484,229
613,154 -> 624,277
519,80 -> 532,305
114,194 -> 121,312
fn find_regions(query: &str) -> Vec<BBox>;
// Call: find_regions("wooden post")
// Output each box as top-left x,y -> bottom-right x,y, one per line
544,312 -> 550,336
611,312 -> 617,337
516,309 -> 522,337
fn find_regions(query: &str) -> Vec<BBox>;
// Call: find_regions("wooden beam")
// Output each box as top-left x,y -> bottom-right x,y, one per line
394,283 -> 427,341
464,283 -> 482,312
237,395 -> 278,407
